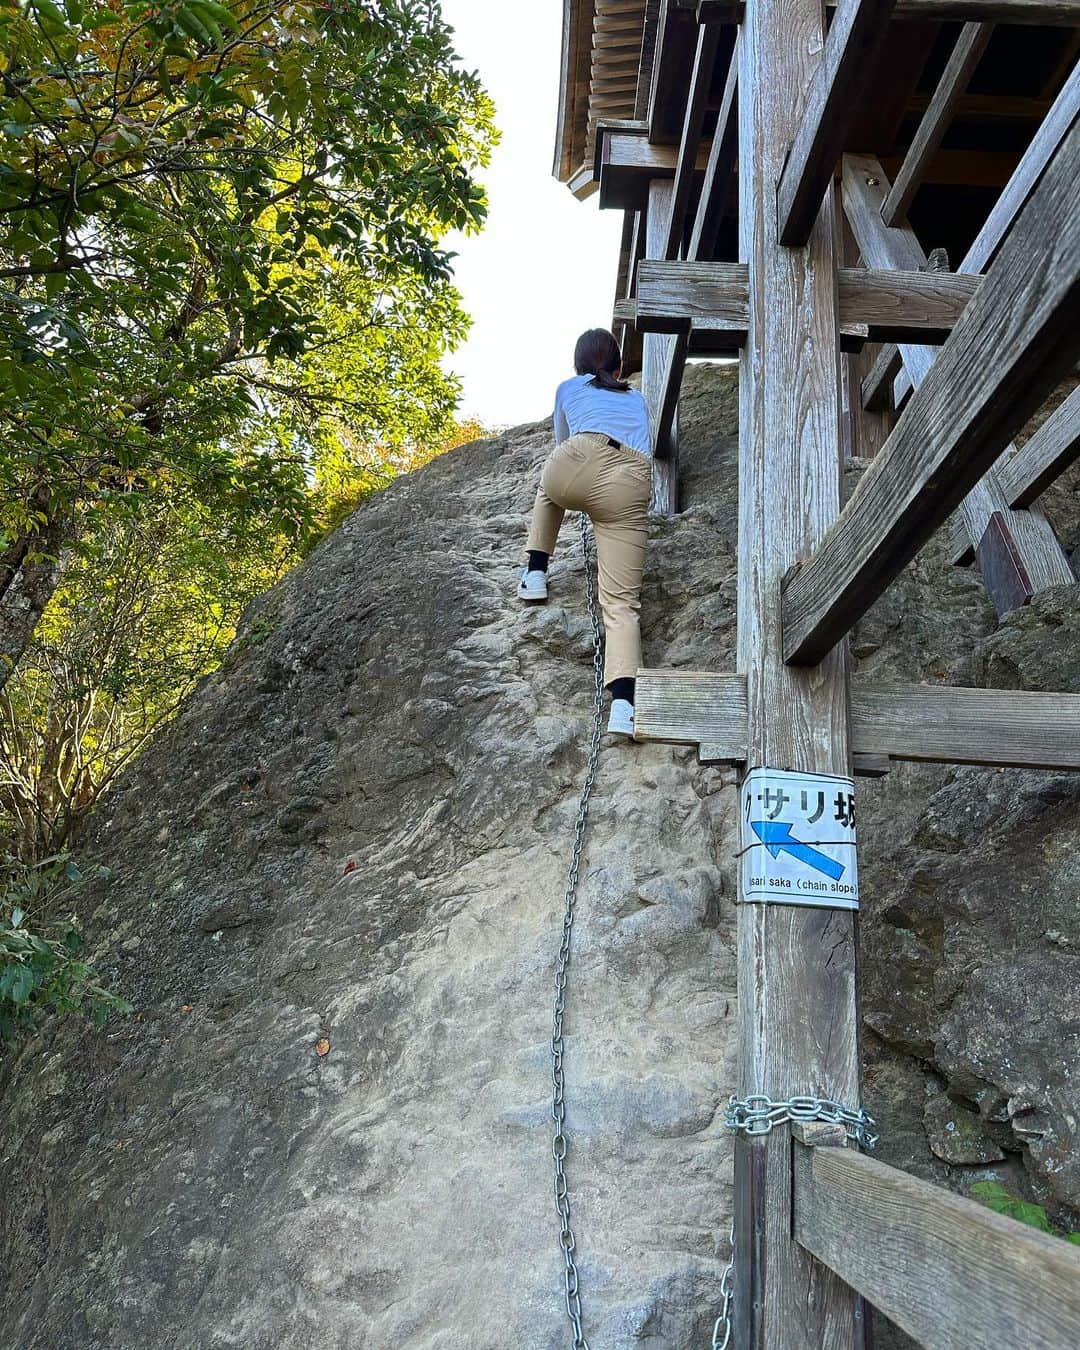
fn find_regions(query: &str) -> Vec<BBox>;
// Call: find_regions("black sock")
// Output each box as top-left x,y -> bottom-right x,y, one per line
527,550 -> 549,573
607,677 -> 635,705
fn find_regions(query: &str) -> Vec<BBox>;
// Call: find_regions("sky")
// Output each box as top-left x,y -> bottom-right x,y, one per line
438,0 -> 625,431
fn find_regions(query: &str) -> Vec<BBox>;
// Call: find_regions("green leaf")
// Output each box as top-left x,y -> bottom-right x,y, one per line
9,966 -> 36,1006
29,0 -> 71,29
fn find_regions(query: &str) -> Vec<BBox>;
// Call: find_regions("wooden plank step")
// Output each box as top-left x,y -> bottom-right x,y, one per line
635,671 -> 1080,769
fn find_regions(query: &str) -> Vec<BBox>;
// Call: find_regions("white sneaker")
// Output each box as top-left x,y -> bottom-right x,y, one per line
517,568 -> 548,602
607,698 -> 635,737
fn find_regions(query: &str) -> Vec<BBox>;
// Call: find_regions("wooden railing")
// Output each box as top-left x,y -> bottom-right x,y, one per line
791,1124 -> 1080,1348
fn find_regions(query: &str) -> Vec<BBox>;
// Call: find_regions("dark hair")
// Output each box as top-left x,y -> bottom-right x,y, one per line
573,328 -> 631,392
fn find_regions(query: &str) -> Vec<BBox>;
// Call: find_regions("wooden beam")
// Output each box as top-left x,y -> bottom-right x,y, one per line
687,33 -> 738,261
852,683 -> 1080,768
895,64 -> 1080,519
636,671 -> 1080,769
837,267 -> 977,343
881,23 -> 993,227
947,383 -> 1080,560
633,260 -> 979,344
878,146 -> 1016,189
777,0 -> 899,247
634,259 -> 746,333
734,0 -> 861,1342
861,343 -> 902,411
613,208 -> 645,374
829,0 -> 1080,18
664,22 -> 722,260
905,91 -> 1051,122
960,59 -> 1079,274
646,39 -> 740,462
793,1144 -> 1080,1349
597,121 -> 712,209
842,154 -> 1075,611
694,0 -> 743,18
1002,384 -> 1080,507
647,0 -> 700,145
642,179 -> 681,513
894,59 -> 1080,404
781,118 -> 1080,666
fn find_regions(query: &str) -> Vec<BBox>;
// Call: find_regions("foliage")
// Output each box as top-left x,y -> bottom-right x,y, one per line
1,501 -> 288,860
0,851 -> 131,1041
0,0 -> 496,1040
0,0 -> 496,680
309,412 -> 493,539
0,409 -> 491,862
969,1180 -> 1080,1244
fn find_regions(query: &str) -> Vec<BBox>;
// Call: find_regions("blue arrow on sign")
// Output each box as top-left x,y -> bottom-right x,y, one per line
750,821 -> 846,882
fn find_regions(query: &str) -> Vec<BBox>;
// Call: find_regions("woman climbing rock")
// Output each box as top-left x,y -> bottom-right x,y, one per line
518,328 -> 652,737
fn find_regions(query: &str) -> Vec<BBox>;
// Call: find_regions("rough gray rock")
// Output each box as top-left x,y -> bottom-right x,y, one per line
922,1092 -> 1004,1166
1,363 -> 1078,1350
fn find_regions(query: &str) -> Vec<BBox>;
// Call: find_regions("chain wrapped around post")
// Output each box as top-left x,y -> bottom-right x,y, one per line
550,514 -> 605,1350
725,1093 -> 879,1150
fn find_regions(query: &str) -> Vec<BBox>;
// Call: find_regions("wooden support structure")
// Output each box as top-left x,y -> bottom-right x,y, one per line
843,0 -> 1080,18
860,343 -> 903,412
597,121 -> 711,209
840,154 -> 1075,616
555,7 -> 1080,1348
998,385 -> 1080,508
776,0 -> 898,246
783,118 -> 1080,665
633,259 -> 979,344
647,1 -> 703,144
649,32 -> 738,493
662,21 -> 721,259
642,179 -> 681,514
947,383 -> 1080,560
732,1 -> 863,1344
793,1141 -> 1080,1349
687,40 -> 738,261
881,23 -> 993,227
635,671 -> 1080,770
892,58 -> 1080,405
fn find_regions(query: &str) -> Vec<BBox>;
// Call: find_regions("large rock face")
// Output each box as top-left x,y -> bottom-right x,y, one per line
0,364 -> 1077,1349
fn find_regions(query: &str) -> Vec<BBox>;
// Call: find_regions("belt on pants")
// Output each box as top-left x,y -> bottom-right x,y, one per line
582,432 -> 622,450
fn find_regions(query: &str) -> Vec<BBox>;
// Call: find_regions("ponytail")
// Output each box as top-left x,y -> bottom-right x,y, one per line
573,328 -> 631,393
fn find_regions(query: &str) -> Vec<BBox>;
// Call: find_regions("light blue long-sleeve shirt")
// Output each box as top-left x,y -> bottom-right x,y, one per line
553,374 -> 653,458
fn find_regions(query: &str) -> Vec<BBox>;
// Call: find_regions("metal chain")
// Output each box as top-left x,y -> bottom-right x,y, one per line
725,1093 -> 879,1150
711,1222 -> 736,1350
545,527 -> 876,1347
550,514 -> 605,1350
709,1098 -> 878,1345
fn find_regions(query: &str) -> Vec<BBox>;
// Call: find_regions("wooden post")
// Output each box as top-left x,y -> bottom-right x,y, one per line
734,0 -> 861,1345
643,178 -> 680,515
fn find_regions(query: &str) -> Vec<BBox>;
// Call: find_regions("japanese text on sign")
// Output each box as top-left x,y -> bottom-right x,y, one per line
739,767 -> 859,910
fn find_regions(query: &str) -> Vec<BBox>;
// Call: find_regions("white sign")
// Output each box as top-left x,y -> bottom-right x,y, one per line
739,767 -> 859,910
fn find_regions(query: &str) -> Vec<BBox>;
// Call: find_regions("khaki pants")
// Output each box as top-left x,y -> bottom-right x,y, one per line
526,432 -> 651,685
